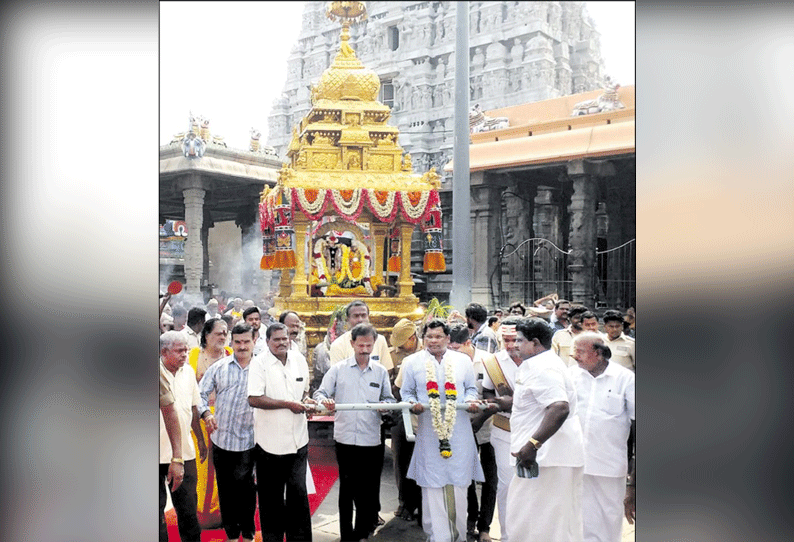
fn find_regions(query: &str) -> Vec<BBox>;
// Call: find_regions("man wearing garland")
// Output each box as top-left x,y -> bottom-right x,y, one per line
400,318 -> 484,542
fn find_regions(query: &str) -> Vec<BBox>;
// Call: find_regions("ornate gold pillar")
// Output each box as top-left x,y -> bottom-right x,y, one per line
398,222 -> 415,298
279,270 -> 291,298
292,217 -> 309,298
371,222 -> 388,286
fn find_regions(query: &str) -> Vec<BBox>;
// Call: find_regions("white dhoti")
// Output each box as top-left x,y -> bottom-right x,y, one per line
421,485 -> 468,542
506,465 -> 583,542
582,474 -> 625,542
491,431 -> 514,542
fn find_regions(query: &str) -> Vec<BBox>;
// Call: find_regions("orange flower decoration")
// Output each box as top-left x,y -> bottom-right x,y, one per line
374,190 -> 389,205
407,191 -> 422,206
304,189 -> 319,203
339,189 -> 354,201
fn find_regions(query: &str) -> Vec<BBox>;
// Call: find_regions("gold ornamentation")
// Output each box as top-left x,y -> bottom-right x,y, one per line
369,154 -> 395,171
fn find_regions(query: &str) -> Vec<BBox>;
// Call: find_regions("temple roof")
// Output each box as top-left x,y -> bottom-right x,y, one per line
447,85 -> 635,172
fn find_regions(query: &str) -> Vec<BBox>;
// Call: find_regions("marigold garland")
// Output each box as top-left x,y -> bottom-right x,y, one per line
425,356 -> 457,458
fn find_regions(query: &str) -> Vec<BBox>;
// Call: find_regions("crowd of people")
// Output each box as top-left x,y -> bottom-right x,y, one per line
159,290 -> 635,542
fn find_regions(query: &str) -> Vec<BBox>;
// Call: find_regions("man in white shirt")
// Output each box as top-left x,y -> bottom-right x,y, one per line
182,307 -> 206,351
569,332 -> 635,542
159,331 -> 209,542
280,310 -> 307,357
314,323 -> 396,541
247,323 -> 317,542
243,306 -> 266,356
329,300 -> 394,376
509,317 -> 585,542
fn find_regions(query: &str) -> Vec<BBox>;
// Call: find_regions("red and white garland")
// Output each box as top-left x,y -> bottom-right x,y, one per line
426,356 -> 457,458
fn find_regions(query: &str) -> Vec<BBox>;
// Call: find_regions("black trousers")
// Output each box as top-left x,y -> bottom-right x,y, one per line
255,443 -> 312,542
213,444 -> 257,540
159,459 -> 201,542
391,418 -> 421,514
467,441 -> 497,533
335,442 -> 382,541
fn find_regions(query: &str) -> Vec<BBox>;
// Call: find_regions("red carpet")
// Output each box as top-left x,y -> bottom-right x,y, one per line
165,444 -> 338,541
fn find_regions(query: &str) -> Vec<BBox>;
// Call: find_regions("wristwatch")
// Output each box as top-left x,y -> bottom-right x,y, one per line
528,437 -> 542,450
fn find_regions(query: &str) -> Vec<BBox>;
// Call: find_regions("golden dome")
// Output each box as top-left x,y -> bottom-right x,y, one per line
313,2 -> 378,103
313,34 -> 379,102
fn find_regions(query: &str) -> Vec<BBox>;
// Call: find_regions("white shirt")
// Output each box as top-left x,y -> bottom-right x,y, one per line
510,349 -> 584,468
329,330 -> 394,370
568,361 -> 635,477
253,333 -> 266,356
181,327 -> 201,351
481,349 -> 522,444
247,348 -> 310,455
159,361 -> 201,463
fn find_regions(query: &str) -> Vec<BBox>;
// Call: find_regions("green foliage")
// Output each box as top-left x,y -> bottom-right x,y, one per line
421,297 -> 454,327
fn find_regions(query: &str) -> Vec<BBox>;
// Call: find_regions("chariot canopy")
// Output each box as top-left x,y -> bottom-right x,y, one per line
259,1 -> 445,330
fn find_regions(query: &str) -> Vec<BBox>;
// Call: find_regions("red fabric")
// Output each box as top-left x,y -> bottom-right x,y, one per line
165,444 -> 339,541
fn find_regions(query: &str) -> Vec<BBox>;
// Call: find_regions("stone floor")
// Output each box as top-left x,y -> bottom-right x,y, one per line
165,435 -> 636,542
312,439 -> 636,542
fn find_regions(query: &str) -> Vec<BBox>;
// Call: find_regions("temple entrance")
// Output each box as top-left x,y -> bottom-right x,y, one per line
595,238 -> 635,310
499,238 -> 572,308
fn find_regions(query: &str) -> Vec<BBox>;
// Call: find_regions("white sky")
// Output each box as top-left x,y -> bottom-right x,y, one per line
160,1 -> 634,150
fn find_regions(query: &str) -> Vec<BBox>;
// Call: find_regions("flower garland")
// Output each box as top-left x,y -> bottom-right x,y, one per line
341,242 -> 367,283
425,356 -> 457,458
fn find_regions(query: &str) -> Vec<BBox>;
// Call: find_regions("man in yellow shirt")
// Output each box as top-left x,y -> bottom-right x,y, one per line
601,310 -> 635,371
551,305 -> 589,366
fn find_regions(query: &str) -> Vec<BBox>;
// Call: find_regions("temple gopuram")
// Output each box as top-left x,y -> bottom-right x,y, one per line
259,1 -> 445,348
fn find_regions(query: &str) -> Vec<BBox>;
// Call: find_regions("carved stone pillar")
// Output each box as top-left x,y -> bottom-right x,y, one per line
181,183 -> 206,300
398,222 -> 415,298
471,183 -> 501,308
567,161 -> 598,308
291,218 -> 309,298
534,186 -> 563,249
202,208 -> 213,293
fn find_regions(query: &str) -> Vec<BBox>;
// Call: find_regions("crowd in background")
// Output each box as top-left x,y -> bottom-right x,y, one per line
158,288 -> 635,542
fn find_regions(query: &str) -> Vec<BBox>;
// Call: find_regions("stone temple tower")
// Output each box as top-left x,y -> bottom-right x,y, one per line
268,1 -> 607,176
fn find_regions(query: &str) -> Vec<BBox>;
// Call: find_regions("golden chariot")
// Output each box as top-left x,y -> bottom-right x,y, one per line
259,1 -> 446,348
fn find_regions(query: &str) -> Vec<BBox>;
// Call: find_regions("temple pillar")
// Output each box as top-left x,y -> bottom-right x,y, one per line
532,185 -> 562,300
534,186 -> 563,250
291,218 -> 309,298
470,181 -> 501,309
202,207 -> 213,296
179,175 -> 207,301
567,160 -> 598,308
397,222 -> 415,298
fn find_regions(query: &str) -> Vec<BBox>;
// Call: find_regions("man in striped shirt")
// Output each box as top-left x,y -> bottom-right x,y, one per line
198,323 -> 257,542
